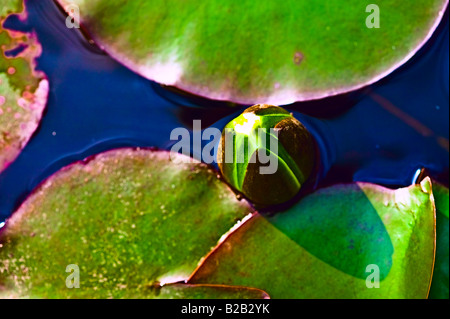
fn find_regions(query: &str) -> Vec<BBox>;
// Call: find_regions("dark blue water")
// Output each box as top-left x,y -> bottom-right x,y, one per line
0,0 -> 448,221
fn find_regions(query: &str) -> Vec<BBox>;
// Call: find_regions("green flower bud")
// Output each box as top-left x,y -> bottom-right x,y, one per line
218,104 -> 317,207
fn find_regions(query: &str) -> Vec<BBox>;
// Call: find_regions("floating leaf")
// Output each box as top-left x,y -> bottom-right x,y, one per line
429,182 -> 449,299
156,284 -> 269,299
0,149 -> 252,298
189,179 -> 436,298
56,0 -> 447,104
0,0 -> 48,172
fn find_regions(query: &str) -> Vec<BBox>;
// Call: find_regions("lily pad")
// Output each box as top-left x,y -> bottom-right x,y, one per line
189,178 -> 436,298
56,0 -> 447,104
156,283 -> 269,299
0,149 -> 252,298
429,182 -> 449,299
0,0 -> 48,172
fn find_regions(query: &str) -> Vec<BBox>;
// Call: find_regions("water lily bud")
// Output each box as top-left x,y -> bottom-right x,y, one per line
218,104 -> 317,207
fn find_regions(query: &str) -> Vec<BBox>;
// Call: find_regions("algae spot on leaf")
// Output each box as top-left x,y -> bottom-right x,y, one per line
0,0 -> 48,172
189,178 -> 436,299
293,51 -> 304,66
0,149 -> 253,298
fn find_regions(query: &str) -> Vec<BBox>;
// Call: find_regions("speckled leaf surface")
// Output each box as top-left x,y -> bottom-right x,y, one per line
189,179 -> 436,298
156,284 -> 269,299
429,183 -> 449,299
56,0 -> 447,104
0,149 -> 253,298
0,0 -> 48,172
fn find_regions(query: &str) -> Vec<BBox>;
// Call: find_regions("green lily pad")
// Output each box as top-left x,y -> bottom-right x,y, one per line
156,284 -> 269,299
429,182 -> 449,299
56,0 -> 447,104
0,149 -> 253,298
189,178 -> 436,298
0,0 -> 48,172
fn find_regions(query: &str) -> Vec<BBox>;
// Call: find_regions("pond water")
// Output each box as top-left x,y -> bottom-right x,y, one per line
0,0 -> 448,221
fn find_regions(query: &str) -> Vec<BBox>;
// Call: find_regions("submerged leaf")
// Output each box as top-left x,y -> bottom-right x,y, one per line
56,0 -> 448,104
0,149 -> 252,298
429,183 -> 449,299
0,0 -> 48,172
189,179 -> 436,298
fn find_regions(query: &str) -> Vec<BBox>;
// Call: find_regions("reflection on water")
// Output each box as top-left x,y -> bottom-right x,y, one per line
0,0 -> 448,220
